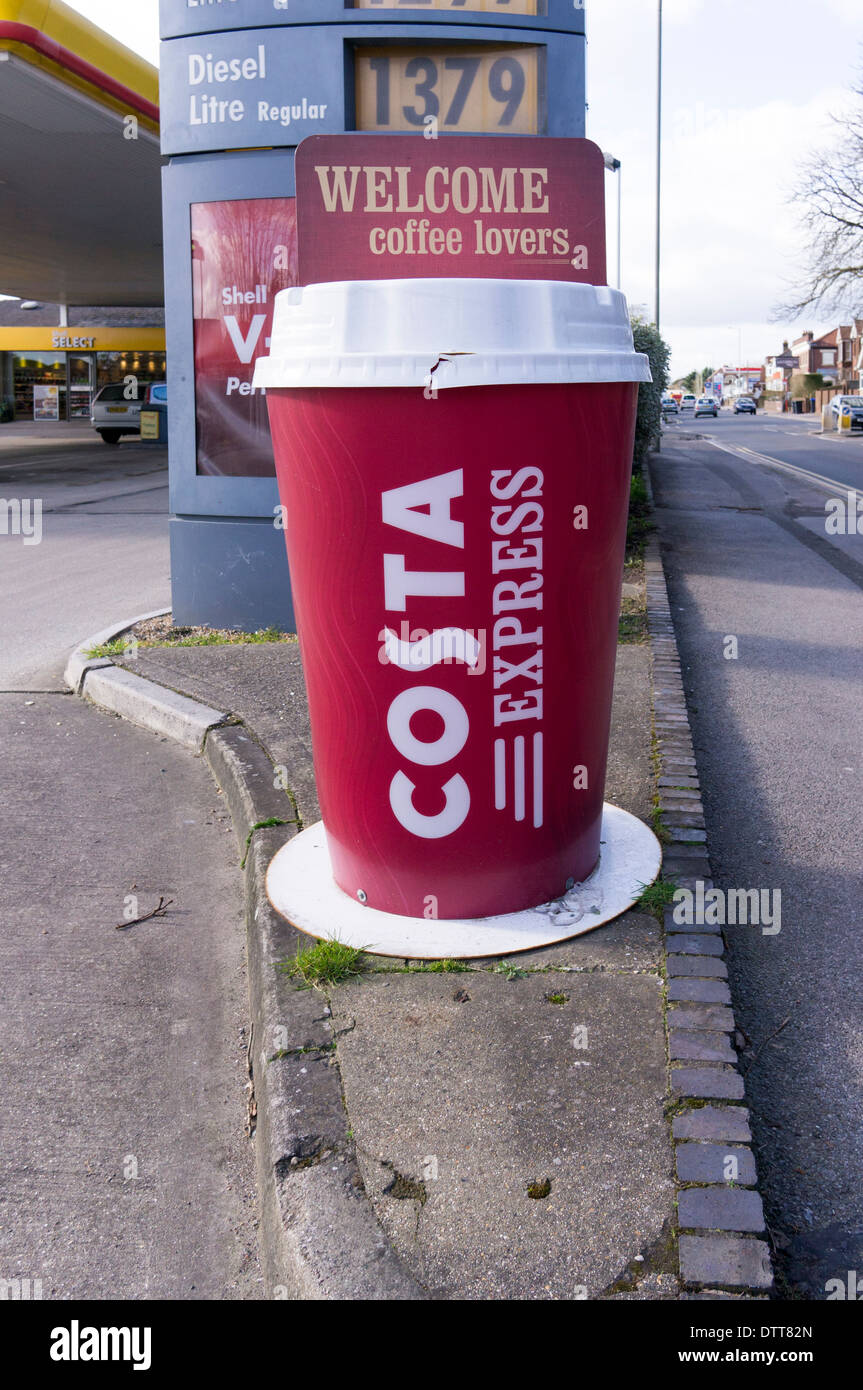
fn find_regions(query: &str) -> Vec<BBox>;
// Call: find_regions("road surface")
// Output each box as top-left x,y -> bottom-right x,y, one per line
654,411 -> 863,1298
0,427 -> 170,690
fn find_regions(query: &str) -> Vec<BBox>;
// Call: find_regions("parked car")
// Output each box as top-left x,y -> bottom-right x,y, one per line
661,397 -> 679,416
695,396 -> 718,418
734,397 -> 757,415
90,382 -> 143,443
145,382 -> 167,405
830,395 -> 863,431
680,394 -> 697,411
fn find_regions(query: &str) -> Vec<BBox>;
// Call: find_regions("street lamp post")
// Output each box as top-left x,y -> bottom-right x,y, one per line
603,152 -> 622,290
655,0 -> 663,330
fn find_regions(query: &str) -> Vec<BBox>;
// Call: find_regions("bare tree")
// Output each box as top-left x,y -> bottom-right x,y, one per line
776,75 -> 863,318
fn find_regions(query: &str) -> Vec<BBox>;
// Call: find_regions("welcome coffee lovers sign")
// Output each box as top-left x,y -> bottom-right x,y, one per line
295,134 -> 607,284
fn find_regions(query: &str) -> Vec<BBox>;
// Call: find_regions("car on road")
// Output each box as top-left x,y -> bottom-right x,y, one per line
734,397 -> 757,415
680,394 -> 697,411
90,382 -> 143,444
829,395 -> 863,431
695,396 -> 718,418
661,396 -> 680,417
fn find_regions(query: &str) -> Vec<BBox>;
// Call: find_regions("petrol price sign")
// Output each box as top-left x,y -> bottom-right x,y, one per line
160,0 -> 587,629
351,1 -> 541,12
355,44 -> 541,133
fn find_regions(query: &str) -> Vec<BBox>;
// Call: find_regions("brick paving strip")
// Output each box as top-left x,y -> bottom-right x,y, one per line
644,488 -> 775,1297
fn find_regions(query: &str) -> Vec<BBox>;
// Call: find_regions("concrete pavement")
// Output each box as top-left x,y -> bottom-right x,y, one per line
651,423 -> 863,1298
0,693 -> 262,1298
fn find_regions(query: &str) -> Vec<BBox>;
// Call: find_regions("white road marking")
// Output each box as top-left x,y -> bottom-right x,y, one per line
706,437 -> 863,505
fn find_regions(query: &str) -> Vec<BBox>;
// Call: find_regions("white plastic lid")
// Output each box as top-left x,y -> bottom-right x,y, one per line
253,279 -> 651,391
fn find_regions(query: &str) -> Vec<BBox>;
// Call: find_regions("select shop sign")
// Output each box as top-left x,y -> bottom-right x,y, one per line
296,135 -> 607,283
0,328 -> 166,353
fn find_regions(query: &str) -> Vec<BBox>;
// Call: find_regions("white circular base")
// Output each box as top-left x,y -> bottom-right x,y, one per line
266,804 -> 662,960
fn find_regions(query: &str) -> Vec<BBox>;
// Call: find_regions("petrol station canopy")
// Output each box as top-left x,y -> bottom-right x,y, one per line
0,0 -> 162,305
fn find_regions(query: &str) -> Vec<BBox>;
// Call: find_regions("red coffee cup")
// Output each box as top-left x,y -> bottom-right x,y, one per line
255,279 -> 650,919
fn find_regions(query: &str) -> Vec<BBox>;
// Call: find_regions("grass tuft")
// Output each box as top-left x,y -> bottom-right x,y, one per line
85,626 -> 294,659
618,602 -> 649,644
490,960 -> 529,981
650,805 -> 672,846
84,638 -> 137,659
635,877 -> 680,921
152,625 -> 289,648
283,938 -> 368,988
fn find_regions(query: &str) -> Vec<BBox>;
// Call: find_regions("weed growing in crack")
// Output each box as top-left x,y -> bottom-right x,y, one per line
635,877 -> 679,921
526,1178 -> 552,1199
283,939 -> 368,988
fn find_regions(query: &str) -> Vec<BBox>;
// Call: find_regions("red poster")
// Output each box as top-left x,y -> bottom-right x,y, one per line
191,198 -> 298,476
296,135 -> 606,286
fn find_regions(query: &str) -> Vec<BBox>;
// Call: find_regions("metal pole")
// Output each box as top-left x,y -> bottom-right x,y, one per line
617,166 -> 622,291
602,154 -> 622,291
59,303 -> 70,422
655,0 -> 663,329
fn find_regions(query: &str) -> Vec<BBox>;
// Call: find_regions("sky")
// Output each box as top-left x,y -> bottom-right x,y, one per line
65,0 -> 863,379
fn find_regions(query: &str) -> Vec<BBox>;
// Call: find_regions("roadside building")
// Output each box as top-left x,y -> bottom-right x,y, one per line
0,301 -> 165,421
765,341 -> 799,411
706,365 -> 764,403
834,325 -> 856,389
790,329 -> 842,390
782,325 -> 863,409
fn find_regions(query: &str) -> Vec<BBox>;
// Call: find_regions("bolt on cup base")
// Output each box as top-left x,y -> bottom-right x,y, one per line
266,803 -> 662,960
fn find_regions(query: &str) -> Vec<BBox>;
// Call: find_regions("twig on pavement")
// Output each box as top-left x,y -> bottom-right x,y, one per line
116,896 -> 174,930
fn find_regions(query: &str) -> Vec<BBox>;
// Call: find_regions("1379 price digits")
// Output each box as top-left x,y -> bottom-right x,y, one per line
356,47 -> 540,134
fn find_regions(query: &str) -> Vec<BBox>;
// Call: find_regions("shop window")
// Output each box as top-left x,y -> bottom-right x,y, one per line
13,355 -> 65,419
96,352 -> 166,395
